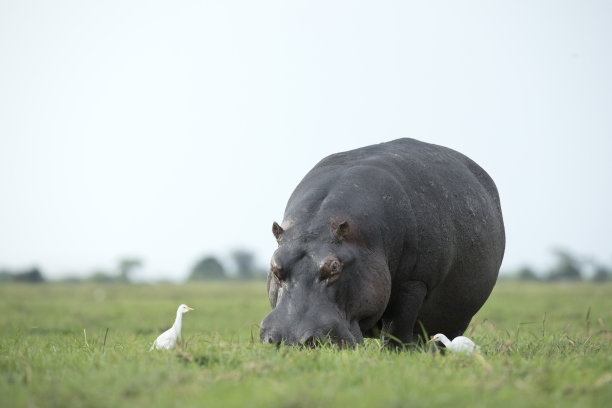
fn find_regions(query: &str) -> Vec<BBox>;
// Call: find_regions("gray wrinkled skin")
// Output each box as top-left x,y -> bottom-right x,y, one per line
260,138 -> 505,348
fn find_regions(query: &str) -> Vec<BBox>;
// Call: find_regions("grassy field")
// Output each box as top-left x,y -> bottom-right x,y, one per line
0,282 -> 610,407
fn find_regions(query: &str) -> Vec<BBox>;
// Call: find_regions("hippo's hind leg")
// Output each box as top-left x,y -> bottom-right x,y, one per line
382,281 -> 427,349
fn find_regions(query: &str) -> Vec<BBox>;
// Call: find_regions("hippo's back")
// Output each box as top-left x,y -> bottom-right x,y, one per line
313,138 -> 501,212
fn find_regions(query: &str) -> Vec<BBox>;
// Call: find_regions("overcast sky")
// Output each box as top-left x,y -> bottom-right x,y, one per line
1,1 -> 611,281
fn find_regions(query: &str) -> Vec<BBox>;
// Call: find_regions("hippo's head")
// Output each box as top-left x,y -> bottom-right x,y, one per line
259,218 -> 391,347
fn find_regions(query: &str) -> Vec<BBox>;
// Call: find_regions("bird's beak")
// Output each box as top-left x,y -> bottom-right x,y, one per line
187,307 -> 194,311
427,338 -> 435,343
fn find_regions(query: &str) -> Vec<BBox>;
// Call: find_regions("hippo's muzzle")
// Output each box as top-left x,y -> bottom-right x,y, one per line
259,305 -> 359,347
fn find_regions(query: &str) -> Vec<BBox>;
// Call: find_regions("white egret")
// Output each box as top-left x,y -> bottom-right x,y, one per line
428,333 -> 480,354
150,304 -> 194,350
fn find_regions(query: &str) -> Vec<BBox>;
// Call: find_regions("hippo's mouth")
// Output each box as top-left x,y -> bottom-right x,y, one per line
260,317 -> 363,348
299,329 -> 358,348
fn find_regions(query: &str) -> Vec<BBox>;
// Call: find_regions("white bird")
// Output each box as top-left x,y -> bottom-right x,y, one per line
428,333 -> 480,354
150,304 -> 194,350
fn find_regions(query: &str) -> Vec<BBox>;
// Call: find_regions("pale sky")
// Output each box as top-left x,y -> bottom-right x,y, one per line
1,1 -> 611,281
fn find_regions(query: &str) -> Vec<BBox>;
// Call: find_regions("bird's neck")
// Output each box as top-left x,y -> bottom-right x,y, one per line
438,335 -> 451,347
172,312 -> 183,338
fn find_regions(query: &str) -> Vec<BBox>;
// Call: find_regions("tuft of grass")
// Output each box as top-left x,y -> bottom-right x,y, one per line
0,282 -> 610,407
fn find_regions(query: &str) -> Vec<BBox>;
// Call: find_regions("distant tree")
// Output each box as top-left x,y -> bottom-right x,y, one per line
591,266 -> 611,283
117,258 -> 142,283
188,256 -> 227,281
87,271 -> 117,283
13,267 -> 45,283
231,249 -> 256,280
58,276 -> 85,284
253,265 -> 269,280
516,266 -> 540,281
0,270 -> 12,282
547,249 -> 582,281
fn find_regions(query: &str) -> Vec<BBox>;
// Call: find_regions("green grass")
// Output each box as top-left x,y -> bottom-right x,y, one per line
1,282 -> 611,407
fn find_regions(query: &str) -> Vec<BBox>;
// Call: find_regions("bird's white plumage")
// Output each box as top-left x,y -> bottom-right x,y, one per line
429,333 -> 480,354
151,326 -> 179,350
150,304 -> 194,351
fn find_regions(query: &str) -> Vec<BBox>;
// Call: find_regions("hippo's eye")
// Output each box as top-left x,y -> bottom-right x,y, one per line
270,264 -> 284,282
320,258 -> 342,286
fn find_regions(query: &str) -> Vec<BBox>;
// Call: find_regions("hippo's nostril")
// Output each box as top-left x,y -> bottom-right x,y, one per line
262,331 -> 281,346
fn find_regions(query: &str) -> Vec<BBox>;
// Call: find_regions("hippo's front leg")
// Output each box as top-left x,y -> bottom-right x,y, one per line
383,281 -> 427,348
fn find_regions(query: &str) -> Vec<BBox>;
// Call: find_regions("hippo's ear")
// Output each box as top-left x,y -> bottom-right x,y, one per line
272,221 -> 284,240
332,220 -> 351,241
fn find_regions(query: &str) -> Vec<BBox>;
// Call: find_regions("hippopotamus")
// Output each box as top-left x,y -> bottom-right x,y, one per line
259,138 -> 505,348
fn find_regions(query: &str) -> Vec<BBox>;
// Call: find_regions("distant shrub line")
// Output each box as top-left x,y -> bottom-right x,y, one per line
506,249 -> 611,282
2,248 -> 609,284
